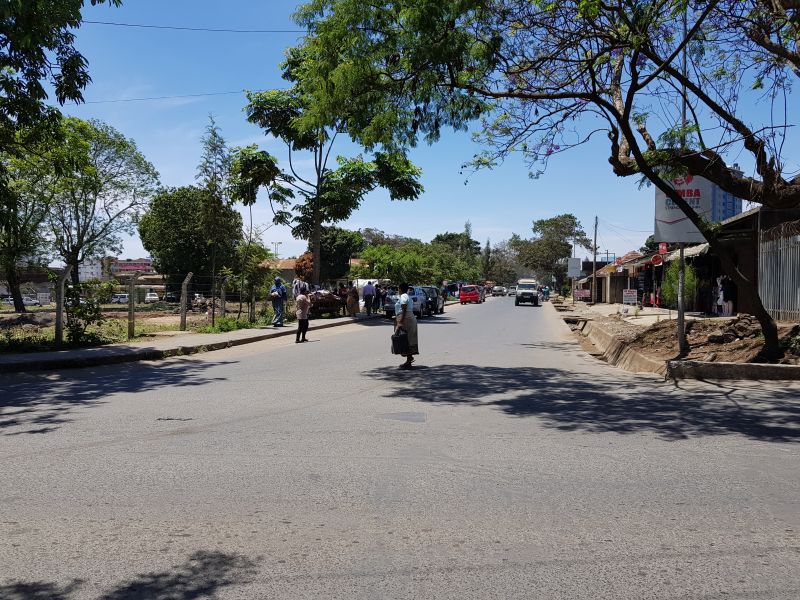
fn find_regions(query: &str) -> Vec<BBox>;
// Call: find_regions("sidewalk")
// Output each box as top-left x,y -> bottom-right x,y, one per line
0,313 -> 385,374
557,300 -> 734,327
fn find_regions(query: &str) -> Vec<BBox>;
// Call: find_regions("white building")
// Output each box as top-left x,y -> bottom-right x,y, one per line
78,258 -> 103,282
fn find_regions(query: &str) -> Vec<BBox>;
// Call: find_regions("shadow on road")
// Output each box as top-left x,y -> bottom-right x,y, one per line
362,364 -> 800,443
0,359 -> 234,436
0,551 -> 257,600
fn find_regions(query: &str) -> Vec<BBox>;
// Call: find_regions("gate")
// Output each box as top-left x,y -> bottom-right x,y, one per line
759,220 -> 800,322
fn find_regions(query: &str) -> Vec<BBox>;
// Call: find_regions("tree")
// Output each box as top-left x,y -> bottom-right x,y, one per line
481,239 -> 492,281
316,227 -> 365,281
513,215 -> 592,287
138,186 -> 243,287
487,240 -> 523,284
0,0 -> 121,162
0,138 -> 55,312
661,260 -> 697,311
292,0 -> 799,357
196,115 -> 232,324
639,235 -> 660,256
47,117 -> 159,284
360,227 -> 421,248
230,52 -> 423,286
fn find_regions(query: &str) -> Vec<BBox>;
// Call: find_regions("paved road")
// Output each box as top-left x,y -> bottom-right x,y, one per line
1,298 -> 799,599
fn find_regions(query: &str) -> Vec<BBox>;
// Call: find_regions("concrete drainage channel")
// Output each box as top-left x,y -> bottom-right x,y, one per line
557,305 -> 800,381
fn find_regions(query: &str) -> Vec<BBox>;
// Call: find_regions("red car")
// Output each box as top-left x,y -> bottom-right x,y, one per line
459,285 -> 481,304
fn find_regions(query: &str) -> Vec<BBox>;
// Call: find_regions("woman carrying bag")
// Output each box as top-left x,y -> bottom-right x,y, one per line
393,283 -> 419,369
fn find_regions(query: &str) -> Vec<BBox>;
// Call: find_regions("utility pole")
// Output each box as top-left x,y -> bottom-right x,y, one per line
676,8 -> 689,355
591,216 -> 598,304
271,241 -> 282,258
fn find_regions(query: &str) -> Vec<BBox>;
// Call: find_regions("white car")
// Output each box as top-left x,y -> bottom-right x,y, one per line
22,296 -> 40,306
144,292 -> 160,303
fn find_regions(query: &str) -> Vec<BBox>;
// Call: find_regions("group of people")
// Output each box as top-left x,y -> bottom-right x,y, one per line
269,276 -> 420,367
336,281 -> 389,317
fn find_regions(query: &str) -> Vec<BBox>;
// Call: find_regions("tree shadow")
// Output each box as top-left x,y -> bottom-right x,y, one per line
0,551 -> 257,600
362,364 -> 800,443
0,358 -> 234,435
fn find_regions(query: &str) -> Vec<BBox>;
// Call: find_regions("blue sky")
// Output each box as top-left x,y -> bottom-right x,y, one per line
62,0 -> 753,262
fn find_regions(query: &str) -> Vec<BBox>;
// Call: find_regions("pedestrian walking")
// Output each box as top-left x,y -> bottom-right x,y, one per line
270,277 -> 288,327
347,283 -> 360,318
394,282 -> 419,369
363,280 -> 376,315
292,277 -> 303,298
295,283 -> 311,343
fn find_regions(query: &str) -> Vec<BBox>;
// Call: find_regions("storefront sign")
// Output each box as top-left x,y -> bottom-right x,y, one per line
574,289 -> 591,299
651,255 -> 663,266
654,175 -> 713,243
622,289 -> 638,305
659,242 -> 668,254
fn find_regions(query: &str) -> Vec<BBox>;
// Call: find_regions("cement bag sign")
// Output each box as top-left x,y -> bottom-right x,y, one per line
622,289 -> 638,305
654,175 -> 712,243
567,257 -> 582,278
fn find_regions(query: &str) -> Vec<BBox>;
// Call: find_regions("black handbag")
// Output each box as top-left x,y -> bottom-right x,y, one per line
391,328 -> 410,355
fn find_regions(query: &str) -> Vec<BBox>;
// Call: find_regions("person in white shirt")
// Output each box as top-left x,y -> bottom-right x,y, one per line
394,282 -> 419,369
362,281 -> 376,315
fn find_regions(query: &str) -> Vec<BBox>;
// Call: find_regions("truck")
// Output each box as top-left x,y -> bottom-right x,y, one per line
514,279 -> 540,307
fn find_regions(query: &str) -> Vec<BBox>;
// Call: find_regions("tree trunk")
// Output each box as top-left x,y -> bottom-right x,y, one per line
70,258 -> 80,286
711,240 -> 782,359
4,265 -> 25,313
311,205 -> 322,286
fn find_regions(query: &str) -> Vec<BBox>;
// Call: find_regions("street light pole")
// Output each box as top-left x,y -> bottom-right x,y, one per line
271,241 -> 282,258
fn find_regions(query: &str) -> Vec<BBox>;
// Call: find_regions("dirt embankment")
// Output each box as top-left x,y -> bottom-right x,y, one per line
621,315 -> 800,365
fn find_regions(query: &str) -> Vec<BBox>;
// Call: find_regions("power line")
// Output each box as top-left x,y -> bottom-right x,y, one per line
74,89 -> 264,105
597,217 -> 652,233
83,19 -> 306,34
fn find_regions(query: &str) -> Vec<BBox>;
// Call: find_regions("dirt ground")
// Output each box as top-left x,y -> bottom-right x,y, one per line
597,314 -> 800,365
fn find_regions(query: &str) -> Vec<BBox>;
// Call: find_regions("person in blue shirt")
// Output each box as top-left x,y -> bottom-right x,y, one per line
270,277 -> 288,327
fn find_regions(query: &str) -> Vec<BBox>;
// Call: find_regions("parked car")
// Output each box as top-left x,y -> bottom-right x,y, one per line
515,279 -> 540,306
492,285 -> 507,296
2,297 -> 12,305
508,285 -> 517,296
164,292 -> 180,303
144,292 -> 160,304
384,286 -> 427,318
420,286 -> 445,315
459,285 -> 482,304
111,293 -> 129,304
22,296 -> 40,306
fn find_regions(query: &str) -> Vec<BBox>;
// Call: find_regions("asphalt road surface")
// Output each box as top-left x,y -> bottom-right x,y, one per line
1,298 -> 799,599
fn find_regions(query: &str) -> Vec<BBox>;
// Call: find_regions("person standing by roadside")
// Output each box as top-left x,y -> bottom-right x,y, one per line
394,282 -> 419,369
347,283 -> 360,318
295,283 -> 311,343
270,277 -> 288,327
338,284 -> 348,316
362,280 -> 376,316
375,285 -> 384,311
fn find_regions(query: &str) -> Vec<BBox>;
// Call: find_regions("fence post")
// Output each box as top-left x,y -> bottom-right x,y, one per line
220,277 -> 227,317
127,272 -> 140,340
54,266 -> 72,346
180,272 -> 193,331
249,286 -> 256,322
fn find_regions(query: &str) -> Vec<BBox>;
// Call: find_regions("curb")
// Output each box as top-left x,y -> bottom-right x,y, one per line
580,321 -> 667,376
0,314 -> 384,374
667,359 -> 800,380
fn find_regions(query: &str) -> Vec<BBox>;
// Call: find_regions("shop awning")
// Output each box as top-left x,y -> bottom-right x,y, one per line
665,242 -> 709,262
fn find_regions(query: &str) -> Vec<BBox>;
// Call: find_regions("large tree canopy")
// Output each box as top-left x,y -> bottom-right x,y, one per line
139,186 -> 243,287
0,0 -> 121,158
292,0 -> 800,356
231,55 -> 424,285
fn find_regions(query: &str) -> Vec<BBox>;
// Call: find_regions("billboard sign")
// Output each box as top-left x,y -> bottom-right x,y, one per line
654,175 -> 713,243
567,257 -> 582,278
